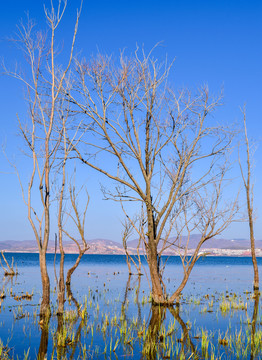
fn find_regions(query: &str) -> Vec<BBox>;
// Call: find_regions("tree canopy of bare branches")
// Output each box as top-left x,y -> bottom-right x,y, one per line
66,50 -> 239,304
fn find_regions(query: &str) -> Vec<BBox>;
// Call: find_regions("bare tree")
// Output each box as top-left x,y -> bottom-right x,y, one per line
55,94 -> 88,315
67,50 -> 238,304
62,182 -> 89,286
122,212 -> 143,276
0,251 -> 17,276
4,0 -> 81,315
239,109 -> 259,291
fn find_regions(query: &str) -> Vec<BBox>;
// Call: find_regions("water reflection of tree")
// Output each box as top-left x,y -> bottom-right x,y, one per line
0,275 -> 17,309
142,305 -> 166,360
37,314 -> 51,360
250,290 -> 260,360
168,306 -> 198,359
121,274 -> 199,359
141,305 -> 199,360
51,283 -> 87,360
66,283 -> 81,315
122,274 -> 142,326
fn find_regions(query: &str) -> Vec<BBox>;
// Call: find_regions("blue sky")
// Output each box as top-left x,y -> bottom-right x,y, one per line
0,0 -> 262,242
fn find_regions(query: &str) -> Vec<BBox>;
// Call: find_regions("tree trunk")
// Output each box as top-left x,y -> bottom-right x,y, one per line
248,211 -> 259,290
124,247 -> 132,275
39,251 -> 50,316
147,242 -> 166,304
66,250 -> 85,285
169,240 -> 205,304
57,249 -> 65,315
169,271 -> 191,304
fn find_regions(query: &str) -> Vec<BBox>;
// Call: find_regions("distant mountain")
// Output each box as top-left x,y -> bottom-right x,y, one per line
0,235 -> 262,256
0,239 -> 125,255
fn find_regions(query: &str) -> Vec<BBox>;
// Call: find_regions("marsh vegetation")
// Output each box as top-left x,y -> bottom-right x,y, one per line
0,253 -> 261,359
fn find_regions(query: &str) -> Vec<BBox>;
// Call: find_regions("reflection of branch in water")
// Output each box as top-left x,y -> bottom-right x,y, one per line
69,319 -> 85,360
123,274 -> 132,306
141,304 -> 199,360
168,306 -> 199,359
0,274 -> 21,310
56,314 -> 65,360
37,313 -> 51,360
122,274 -> 142,326
250,290 -> 260,360
52,302 -> 87,360
0,276 -> 7,310
66,283 -> 81,315
136,276 -> 142,326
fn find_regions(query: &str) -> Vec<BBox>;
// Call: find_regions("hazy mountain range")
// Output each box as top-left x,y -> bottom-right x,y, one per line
0,235 -> 262,256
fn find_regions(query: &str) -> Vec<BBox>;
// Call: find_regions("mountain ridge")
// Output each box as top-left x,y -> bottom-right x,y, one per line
0,236 -> 262,256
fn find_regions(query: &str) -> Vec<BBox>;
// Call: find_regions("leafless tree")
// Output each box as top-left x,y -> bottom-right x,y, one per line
122,220 -> 133,275
0,251 -> 17,276
122,212 -> 143,276
62,182 -> 90,286
67,50 -> 239,304
239,109 -> 259,291
55,94 -> 88,315
4,0 -> 81,315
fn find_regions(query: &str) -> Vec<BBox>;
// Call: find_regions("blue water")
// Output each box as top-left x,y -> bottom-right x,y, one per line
10,252 -> 262,266
0,254 -> 261,359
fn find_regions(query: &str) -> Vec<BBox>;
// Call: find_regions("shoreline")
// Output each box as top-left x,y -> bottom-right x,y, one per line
2,250 -> 262,257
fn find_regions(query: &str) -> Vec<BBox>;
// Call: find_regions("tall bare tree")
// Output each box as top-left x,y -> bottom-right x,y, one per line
62,181 -> 89,287
122,209 -> 143,276
239,109 -> 259,290
4,0 -> 81,315
55,94 -> 88,315
67,50 -> 238,304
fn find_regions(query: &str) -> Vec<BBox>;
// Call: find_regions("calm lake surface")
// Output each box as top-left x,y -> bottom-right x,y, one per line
0,253 -> 261,359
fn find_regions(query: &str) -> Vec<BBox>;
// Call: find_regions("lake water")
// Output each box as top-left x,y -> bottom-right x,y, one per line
0,253 -> 261,359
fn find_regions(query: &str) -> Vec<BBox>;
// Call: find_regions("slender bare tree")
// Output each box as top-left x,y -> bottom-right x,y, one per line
62,182 -> 89,287
67,50 -> 238,304
239,109 -> 259,290
122,211 -> 143,276
4,0 -> 81,315
55,93 -> 88,315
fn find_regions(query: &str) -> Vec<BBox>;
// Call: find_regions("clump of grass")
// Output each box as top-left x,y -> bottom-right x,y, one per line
219,300 -> 230,314
194,298 -> 201,306
201,330 -> 210,359
0,339 -> 11,360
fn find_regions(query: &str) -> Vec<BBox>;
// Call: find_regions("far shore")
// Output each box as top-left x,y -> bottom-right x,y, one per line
2,250 -> 262,257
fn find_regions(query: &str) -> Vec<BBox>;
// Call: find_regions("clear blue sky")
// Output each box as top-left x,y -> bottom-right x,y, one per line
1,0 -> 262,242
